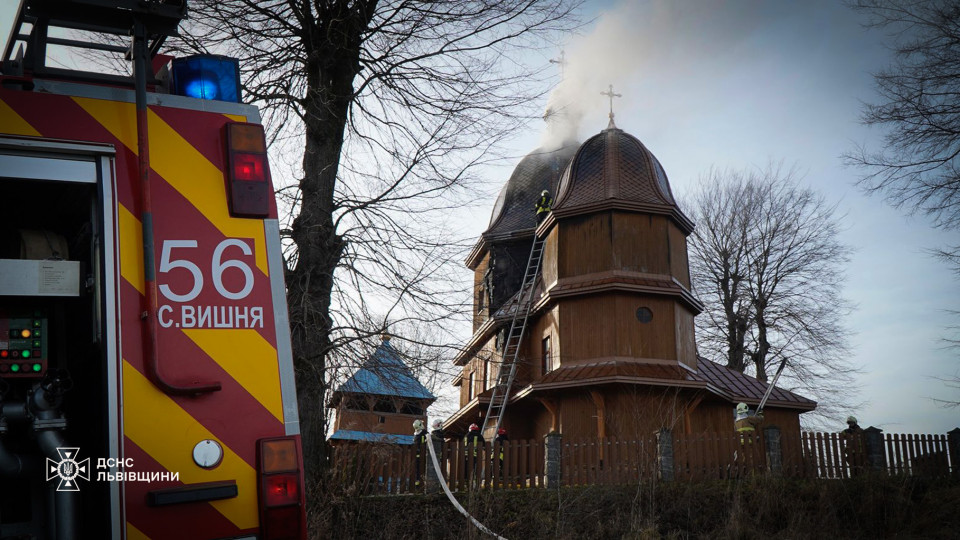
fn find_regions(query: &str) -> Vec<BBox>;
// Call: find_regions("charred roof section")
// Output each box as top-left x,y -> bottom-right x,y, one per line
484,141 -> 579,241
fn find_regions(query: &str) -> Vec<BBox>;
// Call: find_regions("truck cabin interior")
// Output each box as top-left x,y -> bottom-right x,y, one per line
1,1 -> 187,538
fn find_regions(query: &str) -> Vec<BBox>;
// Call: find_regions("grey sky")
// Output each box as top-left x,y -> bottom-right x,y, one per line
2,1 -> 956,433
505,0 -> 958,433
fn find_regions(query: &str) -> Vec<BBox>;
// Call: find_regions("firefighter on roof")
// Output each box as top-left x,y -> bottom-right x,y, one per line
536,190 -> 553,224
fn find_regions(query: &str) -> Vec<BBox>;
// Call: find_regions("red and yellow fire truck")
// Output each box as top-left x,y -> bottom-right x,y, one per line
0,1 -> 306,539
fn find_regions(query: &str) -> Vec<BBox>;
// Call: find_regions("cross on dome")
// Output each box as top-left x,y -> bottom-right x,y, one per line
601,84 -> 622,129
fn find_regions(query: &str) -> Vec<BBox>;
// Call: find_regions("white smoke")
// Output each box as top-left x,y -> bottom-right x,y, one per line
540,3 -> 657,149
540,0 -> 778,149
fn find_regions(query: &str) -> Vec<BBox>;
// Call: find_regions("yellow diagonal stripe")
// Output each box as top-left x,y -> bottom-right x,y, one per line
126,522 -> 150,540
0,97 -> 41,136
72,97 -> 268,274
118,204 -> 145,294
122,360 -> 259,530
183,329 -> 284,423
224,113 -> 247,123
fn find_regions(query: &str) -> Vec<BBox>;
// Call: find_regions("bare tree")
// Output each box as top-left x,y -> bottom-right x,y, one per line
846,0 -> 960,410
687,165 -> 860,420
846,0 -> 960,274
167,0 -> 582,498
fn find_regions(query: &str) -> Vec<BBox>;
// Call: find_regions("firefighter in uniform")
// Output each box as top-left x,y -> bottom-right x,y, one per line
536,190 -> 553,224
733,402 -> 763,473
493,427 -> 509,474
464,423 -> 485,485
413,419 -> 428,488
840,415 -> 865,476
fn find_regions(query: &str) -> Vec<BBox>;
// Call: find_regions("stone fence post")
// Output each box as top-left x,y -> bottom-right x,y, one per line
656,428 -> 674,482
763,425 -> 782,476
863,426 -> 886,472
948,428 -> 960,479
544,432 -> 562,488
424,430 -> 444,494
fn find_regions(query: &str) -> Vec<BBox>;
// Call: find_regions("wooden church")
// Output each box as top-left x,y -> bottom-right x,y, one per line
328,335 -> 435,445
443,117 -> 815,441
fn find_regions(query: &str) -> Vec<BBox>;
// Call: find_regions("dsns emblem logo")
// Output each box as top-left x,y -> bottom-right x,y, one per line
46,447 -> 90,491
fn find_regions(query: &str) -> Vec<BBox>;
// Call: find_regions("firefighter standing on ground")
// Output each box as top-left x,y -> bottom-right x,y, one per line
840,416 -> 865,475
413,419 -> 428,488
464,423 -> 485,484
536,190 -> 553,224
493,428 -> 509,473
733,402 -> 763,470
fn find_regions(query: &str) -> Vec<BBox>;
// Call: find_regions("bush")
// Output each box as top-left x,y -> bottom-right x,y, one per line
311,475 -> 960,539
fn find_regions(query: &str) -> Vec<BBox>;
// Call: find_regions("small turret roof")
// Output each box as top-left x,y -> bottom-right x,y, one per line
334,338 -> 435,400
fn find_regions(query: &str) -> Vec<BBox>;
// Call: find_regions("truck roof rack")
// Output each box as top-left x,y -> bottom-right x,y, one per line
2,0 -> 187,84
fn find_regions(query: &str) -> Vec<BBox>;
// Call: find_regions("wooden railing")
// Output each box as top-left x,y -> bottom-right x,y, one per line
329,429 -> 958,495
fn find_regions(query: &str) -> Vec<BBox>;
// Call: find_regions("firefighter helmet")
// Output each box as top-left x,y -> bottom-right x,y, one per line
469,423 -> 480,431
736,402 -> 749,414
497,428 -> 507,436
847,416 -> 857,424
413,419 -> 424,431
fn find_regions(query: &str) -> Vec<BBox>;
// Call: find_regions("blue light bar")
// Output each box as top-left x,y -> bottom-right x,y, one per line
170,55 -> 241,103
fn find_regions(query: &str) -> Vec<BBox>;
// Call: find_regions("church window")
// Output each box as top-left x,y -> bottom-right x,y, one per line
344,396 -> 366,410
468,371 -> 476,400
373,399 -> 396,413
636,307 -> 653,323
400,401 -> 424,416
541,335 -> 552,374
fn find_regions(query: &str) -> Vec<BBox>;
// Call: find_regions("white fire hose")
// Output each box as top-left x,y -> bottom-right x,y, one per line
426,433 -> 507,540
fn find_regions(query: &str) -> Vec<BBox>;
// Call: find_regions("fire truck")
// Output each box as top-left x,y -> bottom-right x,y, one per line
0,1 -> 307,539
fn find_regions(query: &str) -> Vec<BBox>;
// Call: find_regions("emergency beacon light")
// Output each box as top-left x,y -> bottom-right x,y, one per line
170,55 -> 241,103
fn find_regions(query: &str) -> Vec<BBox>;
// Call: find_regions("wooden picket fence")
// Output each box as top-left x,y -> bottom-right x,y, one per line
438,438 -> 545,491
329,430 -> 957,495
673,431 -> 768,480
561,437 -> 657,485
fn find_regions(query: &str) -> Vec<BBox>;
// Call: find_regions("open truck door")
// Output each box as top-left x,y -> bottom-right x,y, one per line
0,2 -> 306,539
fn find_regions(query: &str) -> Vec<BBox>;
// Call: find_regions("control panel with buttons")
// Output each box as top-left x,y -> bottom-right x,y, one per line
0,314 -> 48,378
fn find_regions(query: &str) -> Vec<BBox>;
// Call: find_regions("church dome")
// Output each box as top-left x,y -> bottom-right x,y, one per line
484,141 -> 579,239
553,126 -> 692,232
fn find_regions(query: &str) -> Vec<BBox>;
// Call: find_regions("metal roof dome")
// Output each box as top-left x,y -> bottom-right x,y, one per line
484,141 -> 579,239
553,126 -> 692,232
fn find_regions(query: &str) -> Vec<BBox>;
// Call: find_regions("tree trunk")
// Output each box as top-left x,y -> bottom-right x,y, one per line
286,5 -> 372,495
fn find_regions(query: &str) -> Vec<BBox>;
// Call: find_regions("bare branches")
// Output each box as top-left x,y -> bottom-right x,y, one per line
687,164 -> 860,422
168,0 -> 581,501
846,0 -> 960,252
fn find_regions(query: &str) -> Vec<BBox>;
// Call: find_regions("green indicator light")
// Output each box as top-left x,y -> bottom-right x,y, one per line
21,350 -> 30,359
33,320 -> 41,328
10,364 -> 20,372
32,363 -> 42,372
33,340 -> 41,348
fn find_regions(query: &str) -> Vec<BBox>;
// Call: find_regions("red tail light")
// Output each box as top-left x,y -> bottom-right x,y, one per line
233,153 -> 267,182
264,474 -> 299,506
257,437 -> 306,540
225,122 -> 271,217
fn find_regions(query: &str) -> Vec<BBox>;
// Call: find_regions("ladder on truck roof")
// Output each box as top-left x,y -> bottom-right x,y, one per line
481,233 -> 546,440
2,0 -> 185,83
